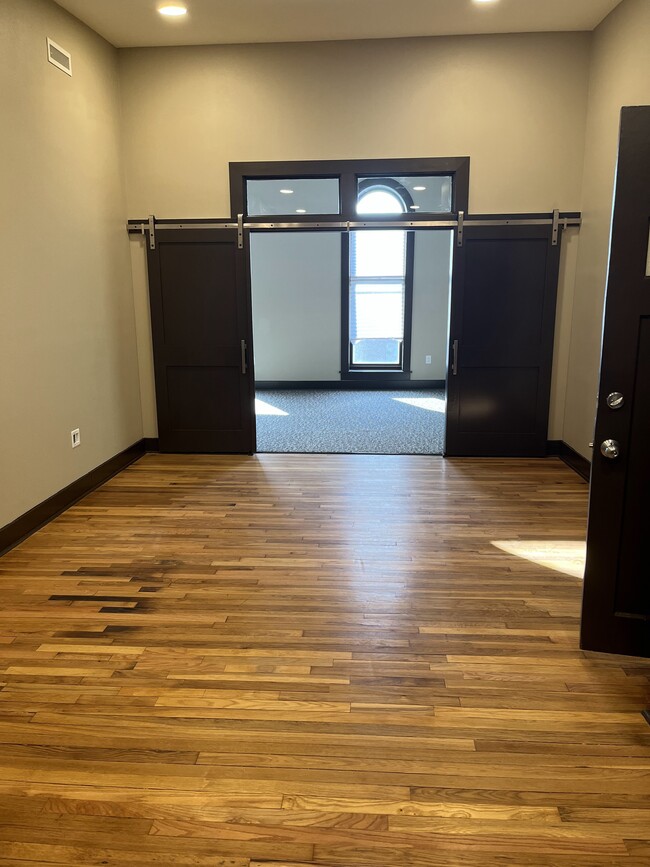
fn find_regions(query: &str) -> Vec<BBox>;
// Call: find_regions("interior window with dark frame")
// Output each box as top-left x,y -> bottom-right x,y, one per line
347,184 -> 413,371
246,177 -> 340,216
356,174 -> 453,214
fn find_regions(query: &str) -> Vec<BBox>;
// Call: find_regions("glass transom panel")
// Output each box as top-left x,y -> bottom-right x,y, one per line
357,175 -> 453,214
246,178 -> 340,216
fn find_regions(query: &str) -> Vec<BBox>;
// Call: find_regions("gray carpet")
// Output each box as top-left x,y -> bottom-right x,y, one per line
255,389 -> 446,454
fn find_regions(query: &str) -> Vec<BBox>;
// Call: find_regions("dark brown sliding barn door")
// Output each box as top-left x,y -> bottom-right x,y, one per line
146,228 -> 255,453
445,223 -> 561,456
581,106 -> 650,658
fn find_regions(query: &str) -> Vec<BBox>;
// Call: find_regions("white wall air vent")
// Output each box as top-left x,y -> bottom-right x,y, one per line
46,38 -> 72,76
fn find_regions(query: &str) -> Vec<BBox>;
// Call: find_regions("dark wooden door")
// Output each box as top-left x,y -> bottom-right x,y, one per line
581,106 -> 650,657
445,223 -> 561,457
146,228 -> 255,453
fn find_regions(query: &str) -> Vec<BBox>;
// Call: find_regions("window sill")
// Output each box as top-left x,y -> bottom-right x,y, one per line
341,370 -> 412,382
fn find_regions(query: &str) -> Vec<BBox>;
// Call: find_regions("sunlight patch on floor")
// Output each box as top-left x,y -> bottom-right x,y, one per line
255,398 -> 289,417
492,540 -> 586,578
392,396 -> 446,413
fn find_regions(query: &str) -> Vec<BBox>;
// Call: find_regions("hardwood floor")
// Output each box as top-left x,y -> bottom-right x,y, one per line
0,453 -> 648,866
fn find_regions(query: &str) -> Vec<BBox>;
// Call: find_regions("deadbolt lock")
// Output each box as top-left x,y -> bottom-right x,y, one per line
606,392 -> 624,410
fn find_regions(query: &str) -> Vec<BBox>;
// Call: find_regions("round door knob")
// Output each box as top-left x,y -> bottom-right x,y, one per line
600,439 -> 620,459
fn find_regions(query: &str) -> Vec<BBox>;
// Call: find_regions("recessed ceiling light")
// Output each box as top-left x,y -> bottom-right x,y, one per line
158,4 -> 187,16
296,209 -> 306,214
413,186 -> 427,191
473,0 -> 498,4
280,189 -> 294,194
410,205 -> 420,210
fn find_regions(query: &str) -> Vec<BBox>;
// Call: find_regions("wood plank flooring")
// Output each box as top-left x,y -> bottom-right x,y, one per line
0,453 -> 649,866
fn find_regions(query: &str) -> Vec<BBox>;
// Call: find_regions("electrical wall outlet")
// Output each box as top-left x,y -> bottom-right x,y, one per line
425,355 -> 432,365
71,428 -> 81,448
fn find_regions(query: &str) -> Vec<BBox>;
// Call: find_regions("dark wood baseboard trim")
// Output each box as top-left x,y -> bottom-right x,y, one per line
559,442 -> 591,483
0,440 -> 147,558
256,380 -> 446,391
546,440 -> 562,456
547,440 -> 591,482
143,438 -> 160,452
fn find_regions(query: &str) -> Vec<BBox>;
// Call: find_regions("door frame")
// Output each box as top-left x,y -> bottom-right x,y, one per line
233,156 -> 468,452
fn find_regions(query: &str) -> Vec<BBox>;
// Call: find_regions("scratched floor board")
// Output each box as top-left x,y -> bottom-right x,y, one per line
0,453 -> 649,866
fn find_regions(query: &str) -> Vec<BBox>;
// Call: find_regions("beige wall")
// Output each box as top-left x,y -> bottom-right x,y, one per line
563,0 -> 650,460
0,0 -> 142,528
121,32 -> 591,437
120,33 -> 591,217
250,232 -> 342,381
410,231 -> 453,381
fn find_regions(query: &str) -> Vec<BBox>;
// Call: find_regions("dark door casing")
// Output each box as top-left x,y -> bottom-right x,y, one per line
445,223 -> 561,457
146,228 -> 255,453
581,106 -> 650,658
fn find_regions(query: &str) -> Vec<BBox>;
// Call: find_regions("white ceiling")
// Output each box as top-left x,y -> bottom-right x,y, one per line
53,0 -> 622,49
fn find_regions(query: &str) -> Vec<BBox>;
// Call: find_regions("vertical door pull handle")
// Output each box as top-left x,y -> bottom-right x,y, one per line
451,339 -> 459,376
241,339 -> 248,375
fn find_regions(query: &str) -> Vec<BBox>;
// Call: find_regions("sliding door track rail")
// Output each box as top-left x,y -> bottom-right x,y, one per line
128,211 -> 581,249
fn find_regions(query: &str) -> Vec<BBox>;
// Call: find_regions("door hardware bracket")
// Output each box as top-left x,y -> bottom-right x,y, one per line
237,214 -> 244,249
551,209 -> 560,245
148,215 -> 156,250
457,211 -> 464,247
